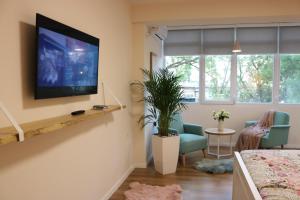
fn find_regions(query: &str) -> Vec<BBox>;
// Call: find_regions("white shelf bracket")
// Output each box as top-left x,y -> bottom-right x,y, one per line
0,102 -> 24,142
102,81 -> 124,110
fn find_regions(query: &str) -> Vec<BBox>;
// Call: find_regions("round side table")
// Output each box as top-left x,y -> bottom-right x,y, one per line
204,128 -> 236,159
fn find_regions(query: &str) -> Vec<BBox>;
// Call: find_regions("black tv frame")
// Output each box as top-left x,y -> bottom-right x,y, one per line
35,13 -> 100,99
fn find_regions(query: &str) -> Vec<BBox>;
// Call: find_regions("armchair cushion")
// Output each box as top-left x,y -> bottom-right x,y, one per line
183,123 -> 203,136
180,134 -> 207,154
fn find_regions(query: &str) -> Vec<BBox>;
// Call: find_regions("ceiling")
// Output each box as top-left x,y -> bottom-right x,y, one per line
129,0 -> 198,4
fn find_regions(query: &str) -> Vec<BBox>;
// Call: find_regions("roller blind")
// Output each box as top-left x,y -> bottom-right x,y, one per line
237,27 -> 277,54
203,28 -> 234,55
280,26 -> 300,53
164,26 -> 300,55
164,30 -> 202,56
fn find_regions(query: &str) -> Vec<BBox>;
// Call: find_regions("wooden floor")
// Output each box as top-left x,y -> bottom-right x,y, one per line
110,148 -> 233,200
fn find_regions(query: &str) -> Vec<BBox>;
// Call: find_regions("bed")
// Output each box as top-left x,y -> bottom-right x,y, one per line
233,150 -> 300,200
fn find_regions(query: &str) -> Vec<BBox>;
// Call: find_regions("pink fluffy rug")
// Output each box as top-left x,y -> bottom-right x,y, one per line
124,182 -> 182,200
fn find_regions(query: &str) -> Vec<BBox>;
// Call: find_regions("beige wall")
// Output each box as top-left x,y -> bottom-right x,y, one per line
131,23 -> 147,167
131,0 -> 300,148
0,0 -> 133,200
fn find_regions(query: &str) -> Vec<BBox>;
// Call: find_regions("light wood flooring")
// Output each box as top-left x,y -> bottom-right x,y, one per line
110,147 -> 233,200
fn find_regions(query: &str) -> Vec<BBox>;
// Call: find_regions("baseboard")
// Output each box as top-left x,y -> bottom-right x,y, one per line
100,165 -> 135,200
134,162 -> 147,168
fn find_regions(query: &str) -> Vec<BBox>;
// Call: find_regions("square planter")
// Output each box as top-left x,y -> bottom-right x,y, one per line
152,135 -> 180,175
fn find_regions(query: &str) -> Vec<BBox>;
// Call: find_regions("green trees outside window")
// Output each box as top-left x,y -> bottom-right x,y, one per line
237,55 -> 273,103
165,56 -> 200,103
165,54 -> 300,104
205,55 -> 231,101
280,54 -> 300,103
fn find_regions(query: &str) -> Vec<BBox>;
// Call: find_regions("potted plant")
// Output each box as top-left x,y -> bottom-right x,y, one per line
133,68 -> 186,175
212,110 -> 230,131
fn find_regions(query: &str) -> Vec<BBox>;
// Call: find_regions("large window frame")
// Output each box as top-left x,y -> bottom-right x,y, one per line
165,53 -> 300,105
200,55 -> 235,104
164,24 -> 300,105
200,53 -> 277,105
165,55 -> 201,103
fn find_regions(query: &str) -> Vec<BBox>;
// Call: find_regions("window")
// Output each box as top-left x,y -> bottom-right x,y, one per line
165,56 -> 200,102
164,25 -> 300,105
280,54 -> 300,103
279,27 -> 300,104
205,55 -> 231,101
237,55 -> 274,103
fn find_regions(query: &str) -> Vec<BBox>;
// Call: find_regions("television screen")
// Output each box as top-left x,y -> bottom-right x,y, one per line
35,14 -> 99,99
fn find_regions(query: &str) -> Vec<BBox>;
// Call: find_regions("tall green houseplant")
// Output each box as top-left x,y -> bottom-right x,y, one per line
134,68 -> 186,137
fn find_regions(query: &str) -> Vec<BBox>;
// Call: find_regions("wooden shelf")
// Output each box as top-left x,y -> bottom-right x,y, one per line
0,105 -> 125,145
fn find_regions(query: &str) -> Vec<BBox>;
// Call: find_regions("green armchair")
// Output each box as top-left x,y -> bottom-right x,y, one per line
170,113 -> 207,166
245,111 -> 290,149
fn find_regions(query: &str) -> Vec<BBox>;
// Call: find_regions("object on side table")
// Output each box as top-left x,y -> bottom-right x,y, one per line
212,110 -> 230,131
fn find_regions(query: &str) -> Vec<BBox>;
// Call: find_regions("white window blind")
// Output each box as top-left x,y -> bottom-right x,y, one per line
237,27 -> 277,54
164,30 -> 202,56
280,26 -> 300,53
203,28 -> 234,55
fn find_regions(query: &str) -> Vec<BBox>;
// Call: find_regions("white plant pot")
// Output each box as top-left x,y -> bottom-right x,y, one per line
152,135 -> 180,175
218,120 -> 224,131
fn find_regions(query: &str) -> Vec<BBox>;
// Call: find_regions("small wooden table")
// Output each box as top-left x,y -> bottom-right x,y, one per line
204,128 -> 236,159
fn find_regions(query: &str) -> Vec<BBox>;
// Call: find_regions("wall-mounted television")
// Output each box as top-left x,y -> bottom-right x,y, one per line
35,13 -> 99,99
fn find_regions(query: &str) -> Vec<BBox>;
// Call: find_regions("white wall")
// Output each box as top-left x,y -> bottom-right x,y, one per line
0,1 -> 134,200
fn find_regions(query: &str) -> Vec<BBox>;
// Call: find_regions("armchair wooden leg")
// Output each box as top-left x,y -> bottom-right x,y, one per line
181,154 -> 186,167
281,145 -> 284,149
202,149 -> 206,158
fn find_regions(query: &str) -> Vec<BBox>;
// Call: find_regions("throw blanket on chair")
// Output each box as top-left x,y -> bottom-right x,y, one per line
236,110 -> 275,151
